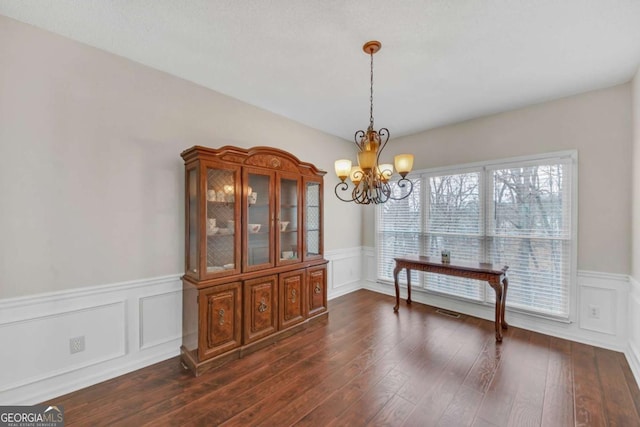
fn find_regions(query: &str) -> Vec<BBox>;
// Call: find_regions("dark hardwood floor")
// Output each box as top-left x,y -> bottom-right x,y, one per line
46,290 -> 640,426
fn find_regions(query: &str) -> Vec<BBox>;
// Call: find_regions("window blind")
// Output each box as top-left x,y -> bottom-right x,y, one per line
376,179 -> 422,285
424,171 -> 484,300
376,153 -> 575,319
485,159 -> 572,317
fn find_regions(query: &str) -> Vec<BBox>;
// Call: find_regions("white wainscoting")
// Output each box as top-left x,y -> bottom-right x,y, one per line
627,276 -> 640,386
326,247 -> 364,299
2,250 -> 637,404
0,274 -> 182,405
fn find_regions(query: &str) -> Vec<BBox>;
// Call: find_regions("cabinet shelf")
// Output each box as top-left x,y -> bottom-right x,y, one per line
207,200 -> 233,206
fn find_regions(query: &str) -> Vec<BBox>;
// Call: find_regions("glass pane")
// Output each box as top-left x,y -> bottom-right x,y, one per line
422,234 -> 484,300
280,178 -> 298,261
490,163 -> 570,238
306,182 -> 321,257
205,167 -> 236,273
487,237 -> 571,317
429,172 -> 481,235
376,179 -> 422,283
247,173 -> 271,266
187,168 -> 198,275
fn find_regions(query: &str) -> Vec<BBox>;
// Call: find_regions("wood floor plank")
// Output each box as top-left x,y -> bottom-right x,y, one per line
594,346 -> 640,426
473,327 -> 531,426
572,342 -> 607,427
35,290 -> 640,427
151,305 -> 399,425
259,304 -> 436,426
505,331 -> 549,427
401,316 -> 494,426
616,351 -> 640,419
541,336 -> 575,427
325,367 -> 411,427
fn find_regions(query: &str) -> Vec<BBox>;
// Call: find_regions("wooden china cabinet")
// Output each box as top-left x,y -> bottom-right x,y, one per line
180,145 -> 328,376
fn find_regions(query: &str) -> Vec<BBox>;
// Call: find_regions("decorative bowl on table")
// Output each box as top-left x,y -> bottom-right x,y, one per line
249,223 -> 261,233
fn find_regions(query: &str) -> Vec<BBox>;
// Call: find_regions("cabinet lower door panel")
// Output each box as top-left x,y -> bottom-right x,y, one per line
199,282 -> 242,361
244,275 -> 278,343
279,269 -> 306,329
308,265 -> 327,317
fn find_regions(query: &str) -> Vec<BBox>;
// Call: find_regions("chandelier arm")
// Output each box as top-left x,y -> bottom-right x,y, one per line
334,181 -> 358,203
354,130 -> 366,150
380,181 -> 391,203
375,127 -> 390,167
388,178 -> 415,201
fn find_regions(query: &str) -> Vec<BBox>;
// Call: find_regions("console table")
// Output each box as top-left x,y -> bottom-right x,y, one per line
393,255 -> 509,342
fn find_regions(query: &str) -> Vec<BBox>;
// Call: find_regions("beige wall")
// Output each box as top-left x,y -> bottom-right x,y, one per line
0,16 -> 360,298
364,84 -> 633,274
633,67 -> 640,279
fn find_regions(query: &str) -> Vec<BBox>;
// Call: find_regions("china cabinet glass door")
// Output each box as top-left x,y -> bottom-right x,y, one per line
304,179 -> 322,260
277,174 -> 301,265
204,163 -> 240,277
245,169 -> 274,271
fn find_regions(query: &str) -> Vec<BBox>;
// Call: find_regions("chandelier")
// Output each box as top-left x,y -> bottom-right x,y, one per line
334,40 -> 414,205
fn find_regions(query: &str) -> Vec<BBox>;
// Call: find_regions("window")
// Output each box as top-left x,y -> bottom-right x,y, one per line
376,152 -> 575,319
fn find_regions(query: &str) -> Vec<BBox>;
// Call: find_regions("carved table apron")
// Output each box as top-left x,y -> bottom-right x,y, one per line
393,255 -> 509,342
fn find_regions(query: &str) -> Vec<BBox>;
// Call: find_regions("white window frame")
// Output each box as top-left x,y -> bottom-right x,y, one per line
375,150 -> 578,322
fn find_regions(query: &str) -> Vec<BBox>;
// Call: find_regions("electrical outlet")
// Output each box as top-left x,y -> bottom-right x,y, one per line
588,305 -> 601,319
69,336 -> 85,354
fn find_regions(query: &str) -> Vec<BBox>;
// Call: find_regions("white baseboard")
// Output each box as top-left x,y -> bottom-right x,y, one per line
627,276 -> 640,386
0,274 -> 182,405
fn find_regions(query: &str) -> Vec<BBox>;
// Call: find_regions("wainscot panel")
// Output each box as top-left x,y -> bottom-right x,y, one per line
326,247 -> 364,299
0,274 -> 182,405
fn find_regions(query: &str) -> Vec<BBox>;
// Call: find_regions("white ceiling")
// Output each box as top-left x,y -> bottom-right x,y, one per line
2,1 -> 640,141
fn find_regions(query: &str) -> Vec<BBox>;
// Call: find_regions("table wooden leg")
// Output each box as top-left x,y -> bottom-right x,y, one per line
501,276 -> 509,329
493,284 -> 503,342
406,268 -> 412,305
393,265 -> 401,312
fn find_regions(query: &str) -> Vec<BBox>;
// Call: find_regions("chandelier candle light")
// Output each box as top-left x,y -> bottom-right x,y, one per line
334,40 -> 414,205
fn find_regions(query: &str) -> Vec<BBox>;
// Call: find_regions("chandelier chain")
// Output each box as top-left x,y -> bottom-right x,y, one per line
369,49 -> 374,129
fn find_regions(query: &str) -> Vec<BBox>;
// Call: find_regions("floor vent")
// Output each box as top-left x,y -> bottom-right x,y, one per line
435,308 -> 461,319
